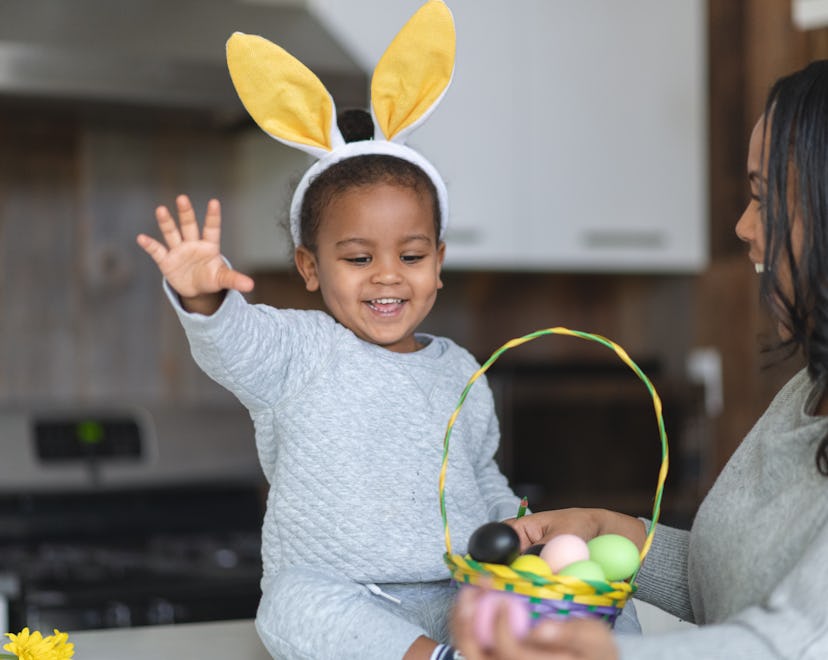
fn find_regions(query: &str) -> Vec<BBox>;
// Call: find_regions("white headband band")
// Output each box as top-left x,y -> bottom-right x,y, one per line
225,0 -> 455,247
288,139 -> 449,246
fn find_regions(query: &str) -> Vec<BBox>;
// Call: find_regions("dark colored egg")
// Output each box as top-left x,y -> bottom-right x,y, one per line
467,522 -> 521,565
523,543 -> 545,556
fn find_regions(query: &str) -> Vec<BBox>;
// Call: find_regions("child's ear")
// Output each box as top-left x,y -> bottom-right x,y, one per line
436,240 -> 446,290
294,246 -> 320,292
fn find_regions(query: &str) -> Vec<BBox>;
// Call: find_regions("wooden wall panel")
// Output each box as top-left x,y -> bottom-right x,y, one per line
0,111 -> 240,407
0,116 -> 81,401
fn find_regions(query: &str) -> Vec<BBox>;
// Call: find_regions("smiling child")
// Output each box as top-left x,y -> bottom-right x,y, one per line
136,3 -> 523,659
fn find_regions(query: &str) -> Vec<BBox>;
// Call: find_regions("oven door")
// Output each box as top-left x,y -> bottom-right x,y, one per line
0,484 -> 265,632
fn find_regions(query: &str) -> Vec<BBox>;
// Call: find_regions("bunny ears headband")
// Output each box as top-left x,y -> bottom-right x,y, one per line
226,0 -> 456,247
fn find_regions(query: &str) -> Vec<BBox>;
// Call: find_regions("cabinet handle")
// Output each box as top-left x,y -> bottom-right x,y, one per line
581,229 -> 665,249
443,227 -> 482,245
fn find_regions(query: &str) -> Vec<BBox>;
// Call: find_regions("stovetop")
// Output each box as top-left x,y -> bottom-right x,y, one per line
0,404 -> 267,632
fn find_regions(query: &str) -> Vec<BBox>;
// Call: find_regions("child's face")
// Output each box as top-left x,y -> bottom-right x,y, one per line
295,182 -> 445,353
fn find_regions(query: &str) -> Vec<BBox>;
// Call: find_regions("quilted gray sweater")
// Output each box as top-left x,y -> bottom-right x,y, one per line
166,286 -> 521,583
618,368 -> 828,659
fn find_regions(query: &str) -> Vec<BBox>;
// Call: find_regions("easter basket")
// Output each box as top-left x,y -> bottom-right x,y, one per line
439,328 -> 669,625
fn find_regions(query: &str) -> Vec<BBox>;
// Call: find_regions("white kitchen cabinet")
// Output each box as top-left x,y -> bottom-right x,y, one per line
229,129 -> 311,270
238,0 -> 707,272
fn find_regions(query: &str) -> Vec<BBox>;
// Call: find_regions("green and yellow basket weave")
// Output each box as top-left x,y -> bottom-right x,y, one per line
438,328 -> 669,625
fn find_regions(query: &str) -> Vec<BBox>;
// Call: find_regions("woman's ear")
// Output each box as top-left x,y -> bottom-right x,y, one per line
294,246 -> 320,292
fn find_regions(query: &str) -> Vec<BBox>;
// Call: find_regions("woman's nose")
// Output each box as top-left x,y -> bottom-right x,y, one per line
735,204 -> 755,243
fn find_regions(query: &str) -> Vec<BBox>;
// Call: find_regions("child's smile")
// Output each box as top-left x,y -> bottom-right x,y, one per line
366,298 -> 405,314
295,182 -> 445,353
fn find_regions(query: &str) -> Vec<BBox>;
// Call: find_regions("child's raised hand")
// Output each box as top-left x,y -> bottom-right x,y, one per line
137,195 -> 254,309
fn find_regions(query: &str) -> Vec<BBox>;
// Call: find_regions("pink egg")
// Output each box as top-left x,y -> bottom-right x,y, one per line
472,591 -> 531,649
539,534 -> 590,573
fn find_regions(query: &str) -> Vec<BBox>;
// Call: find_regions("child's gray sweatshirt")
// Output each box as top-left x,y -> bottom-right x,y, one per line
167,286 -> 520,584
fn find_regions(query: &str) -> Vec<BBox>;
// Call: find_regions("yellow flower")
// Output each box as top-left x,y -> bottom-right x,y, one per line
4,628 -> 53,660
3,628 -> 74,660
48,630 -> 74,660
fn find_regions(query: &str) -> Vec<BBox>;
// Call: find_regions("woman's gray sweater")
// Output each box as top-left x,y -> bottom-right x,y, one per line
618,368 -> 828,659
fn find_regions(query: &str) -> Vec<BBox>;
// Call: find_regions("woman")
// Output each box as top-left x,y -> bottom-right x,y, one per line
451,60 -> 828,659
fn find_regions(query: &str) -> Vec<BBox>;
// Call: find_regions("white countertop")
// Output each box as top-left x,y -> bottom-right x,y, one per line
66,603 -> 691,659
69,619 -> 271,659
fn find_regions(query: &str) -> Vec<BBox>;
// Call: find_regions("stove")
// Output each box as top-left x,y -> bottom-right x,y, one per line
0,404 -> 266,632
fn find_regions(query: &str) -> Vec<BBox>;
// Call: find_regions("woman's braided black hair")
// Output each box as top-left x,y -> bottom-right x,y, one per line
760,60 -> 828,475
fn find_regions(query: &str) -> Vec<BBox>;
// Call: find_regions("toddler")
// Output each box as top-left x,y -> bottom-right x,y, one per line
137,2 -> 521,658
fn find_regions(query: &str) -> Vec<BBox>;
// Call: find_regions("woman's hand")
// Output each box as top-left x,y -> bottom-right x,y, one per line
452,587 -> 619,660
136,194 -> 254,315
506,508 -> 647,552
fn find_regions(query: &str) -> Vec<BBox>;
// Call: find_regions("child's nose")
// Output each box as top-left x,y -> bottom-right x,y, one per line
371,257 -> 403,284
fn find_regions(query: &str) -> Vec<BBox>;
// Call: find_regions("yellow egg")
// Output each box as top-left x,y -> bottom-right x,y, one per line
509,553 -> 553,577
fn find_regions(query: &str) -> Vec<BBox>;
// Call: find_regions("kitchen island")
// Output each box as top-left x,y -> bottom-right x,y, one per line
69,618 -> 270,659
67,601 -> 692,658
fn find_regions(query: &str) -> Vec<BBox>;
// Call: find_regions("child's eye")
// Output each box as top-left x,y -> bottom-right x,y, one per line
401,254 -> 425,264
345,256 -> 371,265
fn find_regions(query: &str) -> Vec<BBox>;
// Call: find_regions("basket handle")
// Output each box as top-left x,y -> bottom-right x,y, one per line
438,327 -> 669,568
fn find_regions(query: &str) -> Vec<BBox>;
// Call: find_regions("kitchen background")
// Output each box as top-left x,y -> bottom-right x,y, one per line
0,0 -> 825,634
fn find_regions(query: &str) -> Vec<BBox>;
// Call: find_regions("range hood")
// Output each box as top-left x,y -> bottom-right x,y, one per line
0,0 -> 368,123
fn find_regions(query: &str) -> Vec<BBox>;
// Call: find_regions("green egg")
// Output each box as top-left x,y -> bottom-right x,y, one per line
586,534 -> 640,581
557,559 -> 606,582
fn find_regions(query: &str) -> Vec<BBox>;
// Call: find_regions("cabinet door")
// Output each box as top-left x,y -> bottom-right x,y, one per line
517,1 -> 707,272
425,1 -> 707,271
309,0 -> 707,272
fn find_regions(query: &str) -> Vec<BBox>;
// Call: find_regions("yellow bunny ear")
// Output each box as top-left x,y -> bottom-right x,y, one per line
226,32 -> 344,158
371,0 -> 456,143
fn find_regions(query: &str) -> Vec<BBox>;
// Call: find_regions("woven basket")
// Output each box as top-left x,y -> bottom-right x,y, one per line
439,327 -> 669,625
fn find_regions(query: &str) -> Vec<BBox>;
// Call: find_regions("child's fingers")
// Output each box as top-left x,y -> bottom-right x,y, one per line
176,194 -> 201,242
155,205 -> 182,248
136,233 -> 168,264
216,266 -> 255,293
202,198 -> 222,245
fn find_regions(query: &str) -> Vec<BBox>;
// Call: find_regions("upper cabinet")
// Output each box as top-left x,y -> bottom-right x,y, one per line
233,0 -> 707,273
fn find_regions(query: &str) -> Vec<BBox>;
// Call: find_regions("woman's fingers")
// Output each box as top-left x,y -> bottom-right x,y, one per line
522,618 -> 619,660
451,588 -> 489,660
176,194 -> 201,242
453,581 -> 619,660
